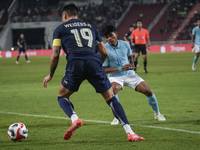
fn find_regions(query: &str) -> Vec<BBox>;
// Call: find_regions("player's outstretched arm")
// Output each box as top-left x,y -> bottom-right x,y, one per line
43,46 -> 61,88
96,42 -> 108,63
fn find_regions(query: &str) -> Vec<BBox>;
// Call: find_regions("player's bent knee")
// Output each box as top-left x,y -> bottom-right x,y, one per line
113,88 -> 118,95
113,86 -> 120,95
145,89 -> 152,97
58,84 -> 74,98
101,87 -> 115,101
111,83 -> 121,95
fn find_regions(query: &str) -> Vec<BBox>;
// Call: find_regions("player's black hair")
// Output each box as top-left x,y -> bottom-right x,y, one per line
62,3 -> 78,17
101,25 -> 117,37
129,25 -> 134,28
136,20 -> 143,23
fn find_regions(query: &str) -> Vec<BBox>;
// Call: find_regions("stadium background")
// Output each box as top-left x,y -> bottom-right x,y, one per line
1,1 -> 200,149
0,0 -> 199,57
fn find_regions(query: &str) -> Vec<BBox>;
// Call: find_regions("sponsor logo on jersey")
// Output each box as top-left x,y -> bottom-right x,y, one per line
64,80 -> 68,84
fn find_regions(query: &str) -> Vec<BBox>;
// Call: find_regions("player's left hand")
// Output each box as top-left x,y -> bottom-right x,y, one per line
147,46 -> 150,51
43,75 -> 52,88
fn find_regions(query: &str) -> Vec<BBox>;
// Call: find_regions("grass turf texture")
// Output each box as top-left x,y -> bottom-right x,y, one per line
0,52 -> 200,150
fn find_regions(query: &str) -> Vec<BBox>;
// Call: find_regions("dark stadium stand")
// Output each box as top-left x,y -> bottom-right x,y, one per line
0,11 -> 8,33
176,12 -> 200,41
150,1 -> 194,41
117,3 -> 166,40
10,1 -> 129,32
78,2 -> 128,32
0,0 -> 13,33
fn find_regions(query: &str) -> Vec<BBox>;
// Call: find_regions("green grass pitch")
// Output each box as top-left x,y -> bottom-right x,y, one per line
0,52 -> 200,150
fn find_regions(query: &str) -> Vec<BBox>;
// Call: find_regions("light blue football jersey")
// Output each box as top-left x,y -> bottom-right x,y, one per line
192,26 -> 200,45
103,40 -> 135,77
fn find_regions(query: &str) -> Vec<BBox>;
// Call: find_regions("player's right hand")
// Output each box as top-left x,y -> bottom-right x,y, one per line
122,64 -> 133,71
191,44 -> 194,48
43,75 -> 52,88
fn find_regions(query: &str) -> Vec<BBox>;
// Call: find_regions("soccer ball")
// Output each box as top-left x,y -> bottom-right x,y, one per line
7,122 -> 28,142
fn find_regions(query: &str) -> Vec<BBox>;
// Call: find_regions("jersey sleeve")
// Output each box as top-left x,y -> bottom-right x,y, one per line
192,27 -> 196,35
125,41 -> 132,56
145,30 -> 150,39
102,44 -> 110,67
131,31 -> 135,39
93,26 -> 103,46
52,26 -> 61,47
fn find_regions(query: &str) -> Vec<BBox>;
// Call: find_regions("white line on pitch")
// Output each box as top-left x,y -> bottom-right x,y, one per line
0,111 -> 200,135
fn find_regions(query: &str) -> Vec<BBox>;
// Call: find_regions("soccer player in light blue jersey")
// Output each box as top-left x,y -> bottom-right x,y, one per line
102,26 -> 166,125
191,20 -> 200,71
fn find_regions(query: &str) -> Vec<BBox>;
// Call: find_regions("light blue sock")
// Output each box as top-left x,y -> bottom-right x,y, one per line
193,56 -> 199,64
146,93 -> 159,113
115,94 -> 119,102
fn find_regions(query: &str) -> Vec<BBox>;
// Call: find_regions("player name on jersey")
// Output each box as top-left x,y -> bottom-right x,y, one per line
64,22 -> 92,28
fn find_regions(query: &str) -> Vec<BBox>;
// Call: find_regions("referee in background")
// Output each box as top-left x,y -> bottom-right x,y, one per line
16,33 -> 30,64
131,20 -> 150,73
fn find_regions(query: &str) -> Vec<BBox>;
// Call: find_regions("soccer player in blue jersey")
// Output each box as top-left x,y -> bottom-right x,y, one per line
124,25 -> 135,60
101,26 -> 166,125
43,4 -> 145,142
191,20 -> 200,71
16,33 -> 30,64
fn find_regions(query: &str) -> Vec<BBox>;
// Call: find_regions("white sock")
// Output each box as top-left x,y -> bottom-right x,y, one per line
71,114 -> 79,123
123,124 -> 134,134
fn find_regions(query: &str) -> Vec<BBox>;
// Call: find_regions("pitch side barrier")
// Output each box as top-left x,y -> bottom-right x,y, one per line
0,44 -> 195,58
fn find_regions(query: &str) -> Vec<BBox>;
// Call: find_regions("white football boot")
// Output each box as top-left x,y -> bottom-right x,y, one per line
192,63 -> 196,71
154,112 -> 166,121
111,117 -> 119,125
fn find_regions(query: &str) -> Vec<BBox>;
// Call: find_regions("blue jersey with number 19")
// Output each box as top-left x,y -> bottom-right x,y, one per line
53,19 -> 103,63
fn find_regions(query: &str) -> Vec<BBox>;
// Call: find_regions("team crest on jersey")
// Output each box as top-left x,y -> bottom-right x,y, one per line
136,37 -> 138,40
142,36 -> 145,39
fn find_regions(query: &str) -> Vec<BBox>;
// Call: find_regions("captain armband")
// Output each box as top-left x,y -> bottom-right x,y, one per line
53,38 -> 61,47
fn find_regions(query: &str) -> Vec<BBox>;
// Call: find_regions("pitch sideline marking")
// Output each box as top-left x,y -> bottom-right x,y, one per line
0,111 -> 200,135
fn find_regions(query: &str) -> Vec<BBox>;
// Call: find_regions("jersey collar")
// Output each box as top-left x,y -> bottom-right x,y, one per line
109,40 -> 120,49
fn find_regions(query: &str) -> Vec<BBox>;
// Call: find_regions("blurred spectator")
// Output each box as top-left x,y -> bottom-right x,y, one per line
10,7 -> 59,22
78,1 -> 128,32
176,11 -> 200,41
10,0 -> 129,32
161,0 -> 194,36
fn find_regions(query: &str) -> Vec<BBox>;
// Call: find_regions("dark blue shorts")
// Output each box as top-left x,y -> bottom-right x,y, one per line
19,48 -> 26,53
61,59 -> 112,93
